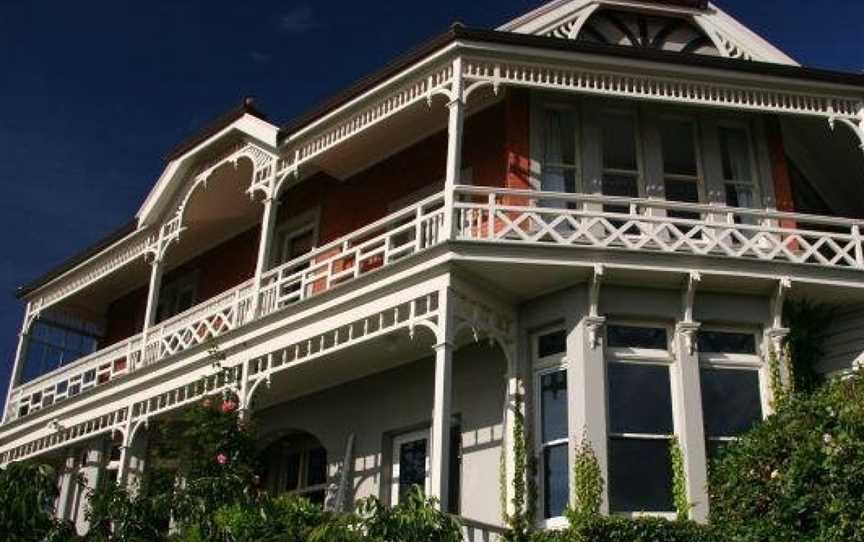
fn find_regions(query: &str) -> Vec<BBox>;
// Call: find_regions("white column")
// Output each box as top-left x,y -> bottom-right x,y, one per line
142,258 -> 164,329
572,314 -> 609,513
122,430 -> 149,495
4,303 -> 33,421
74,440 -> 105,535
501,346 -> 522,518
430,287 -> 455,510
55,449 -> 80,522
673,322 -> 709,522
442,57 -> 465,240
254,197 -> 280,280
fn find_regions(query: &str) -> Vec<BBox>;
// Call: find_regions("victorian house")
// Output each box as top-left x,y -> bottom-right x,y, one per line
2,0 -> 864,538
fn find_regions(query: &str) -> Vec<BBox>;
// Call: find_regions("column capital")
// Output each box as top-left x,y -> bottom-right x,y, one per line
765,326 -> 791,351
582,315 -> 607,350
676,321 -> 702,356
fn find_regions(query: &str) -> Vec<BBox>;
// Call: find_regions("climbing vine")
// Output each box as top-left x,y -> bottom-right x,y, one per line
504,391 -> 534,542
564,430 -> 603,527
669,436 -> 691,521
768,344 -> 795,407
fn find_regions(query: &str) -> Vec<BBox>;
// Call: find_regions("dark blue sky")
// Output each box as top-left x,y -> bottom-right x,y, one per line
0,0 -> 862,410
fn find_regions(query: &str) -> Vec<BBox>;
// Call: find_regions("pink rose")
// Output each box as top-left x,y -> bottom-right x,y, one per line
216,453 -> 228,465
221,400 -> 238,414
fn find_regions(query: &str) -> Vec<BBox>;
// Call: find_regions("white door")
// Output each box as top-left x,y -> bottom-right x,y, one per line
391,429 -> 430,505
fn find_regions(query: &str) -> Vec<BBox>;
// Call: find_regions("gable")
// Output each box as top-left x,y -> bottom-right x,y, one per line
499,0 -> 798,65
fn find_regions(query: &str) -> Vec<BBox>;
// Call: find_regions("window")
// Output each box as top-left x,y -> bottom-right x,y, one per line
541,108 -> 579,198
262,435 -> 328,505
539,369 -> 569,519
659,118 -> 703,222
392,430 -> 430,505
606,324 -> 676,514
21,320 -> 99,384
698,330 -> 763,460
600,111 -> 641,215
275,220 -> 316,267
719,126 -> 757,210
156,273 -> 197,323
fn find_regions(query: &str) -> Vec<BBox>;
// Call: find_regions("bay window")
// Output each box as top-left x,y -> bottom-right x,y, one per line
534,328 -> 569,521
697,330 -> 764,460
606,324 -> 676,514
21,319 -> 99,385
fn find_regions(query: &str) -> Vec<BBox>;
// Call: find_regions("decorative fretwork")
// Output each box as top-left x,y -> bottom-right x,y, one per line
277,62 -> 454,178
461,57 -> 862,122
244,291 -> 441,407
573,9 -> 719,56
0,407 -> 128,464
454,186 -> 864,271
451,289 -> 515,348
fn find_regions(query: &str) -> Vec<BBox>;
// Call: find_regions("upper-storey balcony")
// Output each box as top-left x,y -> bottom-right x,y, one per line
5,38 -> 864,432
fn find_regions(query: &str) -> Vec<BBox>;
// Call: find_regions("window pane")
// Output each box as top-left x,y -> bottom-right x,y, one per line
607,325 -> 668,349
608,363 -> 674,435
544,109 -> 577,166
609,437 -> 674,512
701,369 -> 763,437
719,127 -> 752,182
538,330 -> 567,358
697,331 -> 757,354
398,438 -> 428,501
306,447 -> 328,487
725,183 -> 755,208
543,443 -> 569,519
541,371 -> 568,443
660,120 -> 698,176
601,114 -> 637,170
541,167 -> 577,194
285,452 -> 301,491
665,179 -> 699,204
602,174 -> 639,198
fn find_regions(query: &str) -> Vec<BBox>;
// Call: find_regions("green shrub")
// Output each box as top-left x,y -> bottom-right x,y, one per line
532,516 -> 719,542
213,495 -> 327,542
84,480 -> 171,541
709,371 -> 864,542
358,486 -> 462,542
0,461 -> 70,542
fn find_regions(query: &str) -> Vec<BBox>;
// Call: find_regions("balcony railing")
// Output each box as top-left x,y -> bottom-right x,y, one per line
8,186 -> 864,422
6,193 -> 446,422
454,186 -> 864,270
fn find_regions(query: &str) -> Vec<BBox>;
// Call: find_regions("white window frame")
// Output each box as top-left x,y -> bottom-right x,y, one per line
156,271 -> 198,323
537,103 -> 583,195
391,429 -> 431,506
716,120 -> 762,210
657,113 -> 707,206
697,326 -> 768,453
532,326 -> 569,529
597,105 -> 646,201
605,321 -> 679,520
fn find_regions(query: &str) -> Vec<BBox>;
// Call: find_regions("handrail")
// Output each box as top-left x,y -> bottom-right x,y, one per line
455,185 -> 864,228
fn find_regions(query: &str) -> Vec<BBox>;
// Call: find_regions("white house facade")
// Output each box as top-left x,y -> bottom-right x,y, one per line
2,1 -> 864,538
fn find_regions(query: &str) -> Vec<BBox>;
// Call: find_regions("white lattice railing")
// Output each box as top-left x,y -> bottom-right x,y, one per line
454,186 -> 864,270
258,192 -> 445,316
7,194 -> 446,422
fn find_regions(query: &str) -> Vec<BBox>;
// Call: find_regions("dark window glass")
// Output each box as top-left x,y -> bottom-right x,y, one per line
20,321 -> 99,385
660,120 -> 698,176
697,331 -> 757,355
544,109 -> 578,166
398,439 -> 428,501
602,174 -> 639,198
701,369 -> 763,437
538,330 -> 567,358
608,363 -> 674,435
284,453 -> 301,491
541,371 -> 568,443
543,444 -> 569,519
607,325 -> 668,350
306,447 -> 328,486
719,127 -> 751,182
601,114 -> 638,170
609,437 -> 674,512
665,179 -> 700,203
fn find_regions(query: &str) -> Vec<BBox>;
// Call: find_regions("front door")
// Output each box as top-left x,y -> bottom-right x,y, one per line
391,429 -> 430,505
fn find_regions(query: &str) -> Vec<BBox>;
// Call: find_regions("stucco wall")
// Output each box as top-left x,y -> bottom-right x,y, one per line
255,341 -> 507,525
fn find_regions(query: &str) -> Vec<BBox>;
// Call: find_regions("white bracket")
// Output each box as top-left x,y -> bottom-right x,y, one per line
586,264 -> 606,349
770,277 -> 792,331
676,271 -> 702,356
828,112 -> 864,156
